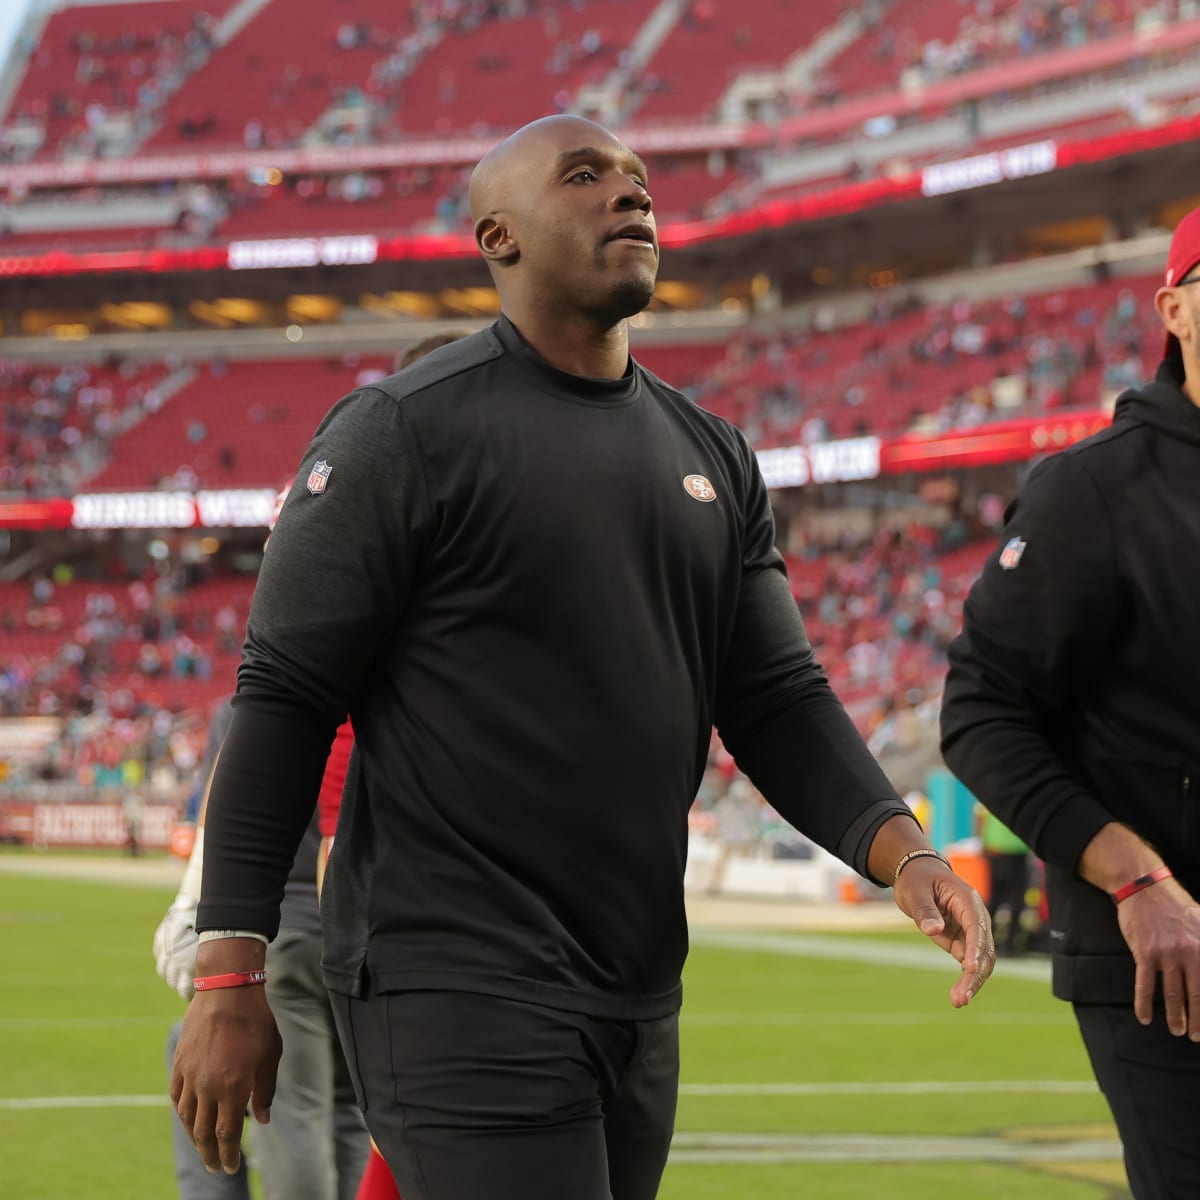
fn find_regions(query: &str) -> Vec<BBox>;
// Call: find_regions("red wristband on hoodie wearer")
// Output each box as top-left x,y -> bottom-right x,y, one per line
1111,867 -> 1173,904
193,970 -> 268,991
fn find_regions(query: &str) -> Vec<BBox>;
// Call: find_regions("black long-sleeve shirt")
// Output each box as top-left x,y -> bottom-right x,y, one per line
198,316 -> 908,1018
941,358 -> 1200,1002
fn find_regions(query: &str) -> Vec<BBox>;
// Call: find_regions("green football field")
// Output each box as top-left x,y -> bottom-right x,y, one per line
0,855 -> 1129,1199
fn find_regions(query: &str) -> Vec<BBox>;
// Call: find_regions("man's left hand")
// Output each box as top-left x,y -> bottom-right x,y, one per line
893,859 -> 996,1007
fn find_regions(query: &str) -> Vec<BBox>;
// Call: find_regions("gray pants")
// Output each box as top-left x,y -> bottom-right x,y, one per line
167,928 -> 370,1200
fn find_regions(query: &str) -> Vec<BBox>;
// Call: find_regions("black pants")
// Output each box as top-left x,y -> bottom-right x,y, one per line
330,987 -> 679,1200
1075,1003 -> 1200,1199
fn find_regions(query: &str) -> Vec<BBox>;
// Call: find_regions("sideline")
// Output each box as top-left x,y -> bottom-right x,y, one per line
0,852 -> 916,931
0,852 -> 183,889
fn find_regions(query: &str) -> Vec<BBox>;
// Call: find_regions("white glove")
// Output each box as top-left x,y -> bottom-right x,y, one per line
153,897 -> 200,1000
153,827 -> 205,1000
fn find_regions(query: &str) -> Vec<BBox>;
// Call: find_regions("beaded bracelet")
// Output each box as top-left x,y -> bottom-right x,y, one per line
892,847 -> 951,886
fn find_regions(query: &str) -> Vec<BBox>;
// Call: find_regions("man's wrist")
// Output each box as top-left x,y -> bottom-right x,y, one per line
194,936 -> 267,976
1111,867 -> 1174,904
864,812 -> 935,885
1077,822 -> 1164,894
892,848 -> 951,886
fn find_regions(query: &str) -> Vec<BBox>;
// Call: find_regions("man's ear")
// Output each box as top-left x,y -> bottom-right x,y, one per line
476,215 -> 518,266
1154,286 -> 1188,348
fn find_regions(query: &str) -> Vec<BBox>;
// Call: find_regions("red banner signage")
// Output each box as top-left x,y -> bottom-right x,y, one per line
0,802 -> 177,849
0,414 -> 1111,532
758,409 -> 1109,489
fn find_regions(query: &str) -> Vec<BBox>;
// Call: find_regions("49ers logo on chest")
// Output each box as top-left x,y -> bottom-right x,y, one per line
682,474 -> 717,503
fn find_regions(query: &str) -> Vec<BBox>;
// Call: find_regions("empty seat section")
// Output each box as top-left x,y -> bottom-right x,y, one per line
635,0 -> 842,122
145,0 -> 415,149
87,357 -> 390,490
387,0 -> 639,137
9,1 -> 233,159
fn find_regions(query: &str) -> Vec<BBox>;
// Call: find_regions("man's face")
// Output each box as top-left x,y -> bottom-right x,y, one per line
511,130 -> 658,324
1181,272 -> 1200,352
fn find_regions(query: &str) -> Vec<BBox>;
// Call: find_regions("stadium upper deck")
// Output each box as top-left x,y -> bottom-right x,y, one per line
3,0 -> 1180,158
0,0 -> 1192,332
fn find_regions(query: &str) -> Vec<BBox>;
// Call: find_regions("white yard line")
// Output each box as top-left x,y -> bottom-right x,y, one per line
1,1080 -> 1097,1111
0,1016 -> 171,1030
0,1096 -> 1119,1165
682,1011 -> 1071,1026
0,1095 -> 169,1110
0,1012 -> 1067,1032
679,1080 -> 1096,1095
667,1131 -> 1122,1164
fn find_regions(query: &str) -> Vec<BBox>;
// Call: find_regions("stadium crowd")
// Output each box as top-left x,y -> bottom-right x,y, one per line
686,275 -> 1154,447
0,563 -> 239,787
0,514 -> 986,823
0,272 -> 1159,500
1,357 -> 174,496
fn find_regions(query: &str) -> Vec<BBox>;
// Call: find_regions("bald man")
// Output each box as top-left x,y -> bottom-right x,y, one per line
172,116 -> 993,1200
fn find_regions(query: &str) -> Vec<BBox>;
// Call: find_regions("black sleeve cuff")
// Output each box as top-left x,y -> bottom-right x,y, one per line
846,804 -> 920,887
1032,786 -> 1113,878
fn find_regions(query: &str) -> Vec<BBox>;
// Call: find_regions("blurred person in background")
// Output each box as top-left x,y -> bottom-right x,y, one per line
122,787 -> 144,856
393,329 -> 473,373
155,482 -> 371,1200
941,205 -> 1200,1200
155,690 -> 369,1200
704,775 -> 762,895
977,805 -> 1031,958
156,697 -> 249,1200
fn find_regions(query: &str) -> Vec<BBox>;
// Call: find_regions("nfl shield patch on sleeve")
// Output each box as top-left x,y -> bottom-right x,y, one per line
307,460 -> 332,495
999,536 -> 1026,570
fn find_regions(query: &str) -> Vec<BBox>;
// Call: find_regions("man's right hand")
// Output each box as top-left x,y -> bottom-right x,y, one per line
1078,823 -> 1200,1037
1116,878 -> 1200,1038
170,941 -> 281,1175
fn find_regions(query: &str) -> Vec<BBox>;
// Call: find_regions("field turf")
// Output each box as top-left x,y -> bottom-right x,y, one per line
0,856 -> 1126,1199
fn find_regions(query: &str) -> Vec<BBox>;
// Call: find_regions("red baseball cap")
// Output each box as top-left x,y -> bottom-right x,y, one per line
1163,206 -> 1200,358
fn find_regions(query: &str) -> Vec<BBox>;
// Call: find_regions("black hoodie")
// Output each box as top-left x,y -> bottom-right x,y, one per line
940,357 -> 1200,1004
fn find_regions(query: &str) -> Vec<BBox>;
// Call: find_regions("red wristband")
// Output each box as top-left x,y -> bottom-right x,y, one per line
193,970 -> 268,991
1111,867 -> 1173,904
